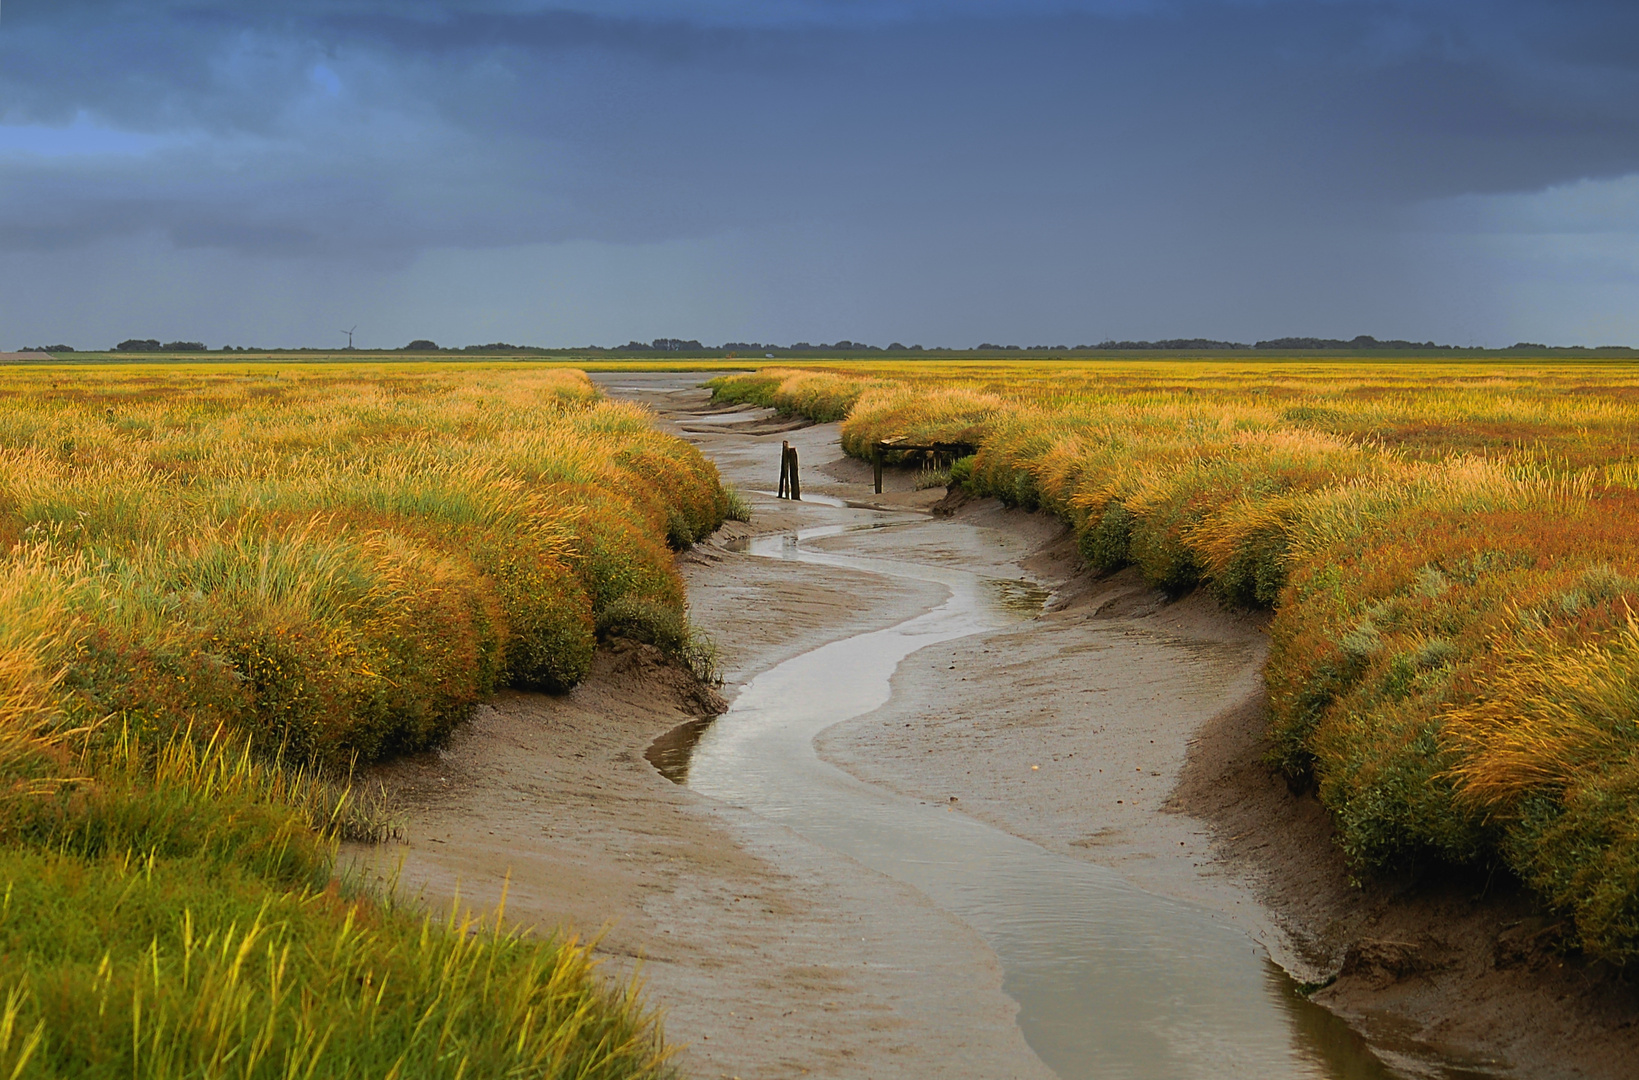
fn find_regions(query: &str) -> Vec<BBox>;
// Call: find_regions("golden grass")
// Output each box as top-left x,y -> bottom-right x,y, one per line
0,364 -> 725,763
0,364 -> 719,1077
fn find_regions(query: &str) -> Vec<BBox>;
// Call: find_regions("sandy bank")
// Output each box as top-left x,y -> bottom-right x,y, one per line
810,518 -> 1288,958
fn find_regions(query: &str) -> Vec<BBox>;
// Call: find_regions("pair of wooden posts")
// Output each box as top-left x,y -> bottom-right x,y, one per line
777,440 -> 802,500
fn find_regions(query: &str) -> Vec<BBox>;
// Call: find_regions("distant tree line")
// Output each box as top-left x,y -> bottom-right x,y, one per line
1254,335 -> 1452,350
114,339 -> 206,352
397,341 -> 563,353
435,336 -> 1639,354
1091,338 -> 1249,350
618,338 -> 705,352
720,340 -> 915,353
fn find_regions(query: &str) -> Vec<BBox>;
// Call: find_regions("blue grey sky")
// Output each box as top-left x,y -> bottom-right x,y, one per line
2,1 -> 1637,349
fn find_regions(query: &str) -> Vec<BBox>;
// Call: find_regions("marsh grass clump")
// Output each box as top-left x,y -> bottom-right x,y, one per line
0,366 -> 727,764
718,357 -> 1639,964
708,369 -> 878,422
723,485 -> 753,522
0,852 -> 675,1080
0,711 -> 675,1078
914,465 -> 952,490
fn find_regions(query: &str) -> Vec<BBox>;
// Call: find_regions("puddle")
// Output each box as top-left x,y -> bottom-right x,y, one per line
652,520 -> 1500,1080
644,715 -> 716,783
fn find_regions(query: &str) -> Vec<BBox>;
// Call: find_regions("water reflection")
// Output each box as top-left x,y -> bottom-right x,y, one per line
988,577 -> 1054,614
644,715 -> 715,783
1272,970 -> 1398,1080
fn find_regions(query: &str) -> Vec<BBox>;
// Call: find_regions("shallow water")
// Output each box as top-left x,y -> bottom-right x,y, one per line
743,489 -> 851,508
657,521 -> 1485,1079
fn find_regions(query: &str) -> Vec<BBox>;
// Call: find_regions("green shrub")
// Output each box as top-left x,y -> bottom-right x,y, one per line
1076,501 -> 1134,572
596,597 -> 720,685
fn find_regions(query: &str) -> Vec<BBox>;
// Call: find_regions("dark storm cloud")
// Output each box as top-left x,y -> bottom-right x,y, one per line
0,1 -> 1636,344
2,2 -> 1637,257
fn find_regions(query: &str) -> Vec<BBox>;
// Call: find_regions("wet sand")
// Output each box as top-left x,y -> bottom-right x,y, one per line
350,372 -> 1638,1080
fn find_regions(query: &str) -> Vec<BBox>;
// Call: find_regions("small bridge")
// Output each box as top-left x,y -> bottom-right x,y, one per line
871,437 -> 976,494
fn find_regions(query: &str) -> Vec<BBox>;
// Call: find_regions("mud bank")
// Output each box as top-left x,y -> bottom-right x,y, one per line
809,502 -> 1639,1078
1177,661 -> 1639,1079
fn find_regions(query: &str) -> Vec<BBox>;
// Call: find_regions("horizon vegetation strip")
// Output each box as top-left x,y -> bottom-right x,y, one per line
0,364 -> 726,1077
712,362 -> 1639,965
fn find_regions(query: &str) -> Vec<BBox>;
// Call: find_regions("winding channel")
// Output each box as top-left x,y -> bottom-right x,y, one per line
650,515 -> 1418,1080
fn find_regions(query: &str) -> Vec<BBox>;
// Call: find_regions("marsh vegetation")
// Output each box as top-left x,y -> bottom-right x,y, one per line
0,363 -> 730,1077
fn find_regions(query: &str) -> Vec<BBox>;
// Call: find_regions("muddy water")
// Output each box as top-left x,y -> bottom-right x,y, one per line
658,520 -> 1408,1080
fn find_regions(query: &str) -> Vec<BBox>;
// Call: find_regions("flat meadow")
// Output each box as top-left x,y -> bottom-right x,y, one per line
712,359 -> 1639,966
0,361 -> 732,1078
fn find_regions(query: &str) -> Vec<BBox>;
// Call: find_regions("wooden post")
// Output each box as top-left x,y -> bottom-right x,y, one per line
788,445 -> 801,501
778,440 -> 790,498
873,444 -> 883,495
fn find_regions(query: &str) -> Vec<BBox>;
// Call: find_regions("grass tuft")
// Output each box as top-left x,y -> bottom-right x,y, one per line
723,486 -> 753,523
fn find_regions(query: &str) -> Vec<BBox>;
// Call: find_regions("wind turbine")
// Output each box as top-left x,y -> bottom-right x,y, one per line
341,326 -> 356,350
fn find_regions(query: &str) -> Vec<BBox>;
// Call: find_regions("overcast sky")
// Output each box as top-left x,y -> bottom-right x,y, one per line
1,1 -> 1637,349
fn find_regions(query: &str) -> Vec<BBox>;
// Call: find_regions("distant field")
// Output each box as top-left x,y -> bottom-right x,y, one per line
713,361 -> 1639,965
0,364 -> 718,1078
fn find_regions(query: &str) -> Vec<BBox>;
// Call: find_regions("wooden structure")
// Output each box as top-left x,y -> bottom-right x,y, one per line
871,437 -> 976,494
778,440 -> 802,500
